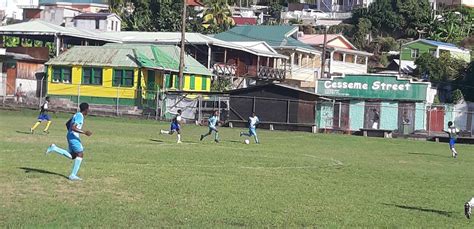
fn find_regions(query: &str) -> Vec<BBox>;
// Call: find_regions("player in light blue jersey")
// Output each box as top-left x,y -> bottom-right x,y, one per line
200,110 -> 220,143
240,112 -> 260,144
45,103 -> 92,181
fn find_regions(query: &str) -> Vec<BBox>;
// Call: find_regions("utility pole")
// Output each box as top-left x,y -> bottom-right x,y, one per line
178,0 -> 187,91
320,25 -> 328,78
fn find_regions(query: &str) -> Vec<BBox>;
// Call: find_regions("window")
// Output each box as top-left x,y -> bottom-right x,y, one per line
201,76 -> 208,91
333,52 -> 343,61
345,54 -> 355,63
95,19 -> 100,29
51,66 -> 72,84
113,69 -> 134,87
429,49 -> 437,57
356,56 -> 367,65
82,67 -> 103,85
411,49 -> 419,58
189,75 -> 195,90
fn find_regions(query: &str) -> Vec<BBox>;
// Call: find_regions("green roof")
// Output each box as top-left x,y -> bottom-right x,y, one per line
46,44 -> 212,76
214,25 -> 315,51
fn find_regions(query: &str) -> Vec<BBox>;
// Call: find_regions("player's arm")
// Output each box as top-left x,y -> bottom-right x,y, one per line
71,123 -> 92,136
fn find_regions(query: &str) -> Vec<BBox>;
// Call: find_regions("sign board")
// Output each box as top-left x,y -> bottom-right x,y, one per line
316,74 -> 429,101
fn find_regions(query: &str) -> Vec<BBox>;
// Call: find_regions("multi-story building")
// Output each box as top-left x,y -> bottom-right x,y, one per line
0,0 -> 39,21
38,0 -> 108,13
431,0 -> 474,9
73,13 -> 121,32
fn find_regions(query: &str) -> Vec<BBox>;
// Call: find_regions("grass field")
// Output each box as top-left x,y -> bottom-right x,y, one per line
1,109 -> 473,227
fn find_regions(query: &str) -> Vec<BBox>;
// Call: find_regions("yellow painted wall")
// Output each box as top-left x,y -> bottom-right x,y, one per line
47,65 -> 139,99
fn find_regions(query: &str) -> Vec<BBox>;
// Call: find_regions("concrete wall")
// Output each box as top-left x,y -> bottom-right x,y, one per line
415,102 -> 426,131
16,78 -> 37,96
380,102 -> 398,130
0,73 -> 5,96
349,100 -> 364,130
317,102 -> 334,129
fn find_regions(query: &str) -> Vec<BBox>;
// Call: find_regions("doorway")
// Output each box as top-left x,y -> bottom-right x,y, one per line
333,101 -> 350,130
398,102 -> 415,135
145,70 -> 156,108
427,106 -> 445,132
364,102 -> 381,129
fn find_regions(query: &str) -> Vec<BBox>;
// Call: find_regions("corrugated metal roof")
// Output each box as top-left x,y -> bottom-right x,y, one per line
421,39 -> 458,48
46,46 -> 137,67
46,44 -> 212,76
214,25 -> 317,52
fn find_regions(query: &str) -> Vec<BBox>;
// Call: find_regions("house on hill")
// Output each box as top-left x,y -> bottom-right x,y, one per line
398,39 -> 471,75
298,33 -> 372,76
215,25 -> 322,88
45,44 -> 212,108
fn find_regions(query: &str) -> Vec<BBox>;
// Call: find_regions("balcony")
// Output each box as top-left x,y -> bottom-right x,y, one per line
212,63 -> 285,80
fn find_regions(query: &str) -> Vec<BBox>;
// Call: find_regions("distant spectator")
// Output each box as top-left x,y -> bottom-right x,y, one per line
15,83 -> 24,103
372,109 -> 380,129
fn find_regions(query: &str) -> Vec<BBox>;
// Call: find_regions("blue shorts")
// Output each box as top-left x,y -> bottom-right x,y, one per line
249,128 -> 257,136
37,114 -> 50,121
449,138 -> 456,149
68,139 -> 84,153
171,123 -> 180,131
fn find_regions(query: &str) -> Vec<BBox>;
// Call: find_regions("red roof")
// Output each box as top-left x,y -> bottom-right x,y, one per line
232,17 -> 257,25
186,0 -> 204,7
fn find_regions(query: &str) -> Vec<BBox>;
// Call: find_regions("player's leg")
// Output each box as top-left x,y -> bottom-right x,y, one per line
160,129 -> 170,134
200,128 -> 212,141
450,139 -> 458,158
43,115 -> 52,133
46,144 -> 72,159
68,140 -> 84,181
176,129 -> 182,143
240,128 -> 251,137
465,197 -> 474,219
251,128 -> 259,144
31,119 -> 42,133
213,128 -> 219,142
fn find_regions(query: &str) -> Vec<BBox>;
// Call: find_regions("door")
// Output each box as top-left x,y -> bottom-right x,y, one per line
6,64 -> 16,95
398,102 -> 415,134
427,106 -> 445,132
333,101 -> 350,130
145,70 -> 156,108
364,102 -> 381,129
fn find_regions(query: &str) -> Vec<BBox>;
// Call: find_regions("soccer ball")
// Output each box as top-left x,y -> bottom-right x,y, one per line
244,139 -> 250,144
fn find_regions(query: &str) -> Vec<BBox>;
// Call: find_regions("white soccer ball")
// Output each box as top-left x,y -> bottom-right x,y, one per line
244,139 -> 250,144
176,116 -> 182,122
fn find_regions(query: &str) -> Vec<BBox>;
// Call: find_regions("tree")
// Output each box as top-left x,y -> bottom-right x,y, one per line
429,10 -> 473,44
202,0 -> 235,34
352,18 -> 372,49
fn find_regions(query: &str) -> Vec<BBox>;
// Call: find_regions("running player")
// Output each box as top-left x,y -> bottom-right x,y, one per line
466,198 -> 473,219
160,109 -> 183,143
240,112 -> 260,144
30,96 -> 53,134
445,121 -> 460,158
200,110 -> 220,143
45,103 -> 92,181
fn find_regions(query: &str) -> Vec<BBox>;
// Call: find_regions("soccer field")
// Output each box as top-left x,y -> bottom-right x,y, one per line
0,109 -> 473,227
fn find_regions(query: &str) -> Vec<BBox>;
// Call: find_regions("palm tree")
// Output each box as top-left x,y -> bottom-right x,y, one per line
202,0 -> 235,33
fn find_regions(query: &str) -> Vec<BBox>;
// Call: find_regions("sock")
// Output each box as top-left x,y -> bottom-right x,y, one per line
469,198 -> 474,207
177,134 -> 181,142
44,121 -> 52,131
202,132 -> 210,138
31,121 -> 41,130
70,157 -> 83,177
214,132 -> 219,141
241,132 -> 250,137
161,130 -> 170,134
452,148 -> 458,156
50,145 -> 72,159
254,135 -> 259,143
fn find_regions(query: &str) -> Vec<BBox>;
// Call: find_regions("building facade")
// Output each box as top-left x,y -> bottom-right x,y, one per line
45,44 -> 212,107
73,13 -> 121,31
315,74 -> 437,134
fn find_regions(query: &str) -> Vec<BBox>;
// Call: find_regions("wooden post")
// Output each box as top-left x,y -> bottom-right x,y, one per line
257,56 -> 260,77
178,0 -> 187,91
224,48 -> 227,63
287,100 -> 290,123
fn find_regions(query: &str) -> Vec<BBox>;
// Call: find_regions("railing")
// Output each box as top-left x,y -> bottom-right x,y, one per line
213,63 -> 285,80
258,66 -> 285,80
212,63 -> 237,78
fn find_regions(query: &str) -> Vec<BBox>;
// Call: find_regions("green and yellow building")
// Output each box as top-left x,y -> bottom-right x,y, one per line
45,44 -> 212,106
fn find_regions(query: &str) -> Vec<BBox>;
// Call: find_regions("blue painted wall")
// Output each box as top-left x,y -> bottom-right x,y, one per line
317,102 -> 334,129
380,102 -> 398,130
415,102 -> 426,131
349,100 -> 364,130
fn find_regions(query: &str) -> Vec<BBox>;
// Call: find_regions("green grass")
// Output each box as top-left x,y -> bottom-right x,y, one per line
1,109 -> 473,227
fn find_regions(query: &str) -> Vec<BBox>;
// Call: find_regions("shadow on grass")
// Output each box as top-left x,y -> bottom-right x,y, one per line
408,152 -> 447,158
149,139 -> 164,143
382,203 -> 454,217
16,130 -> 32,135
19,167 -> 68,179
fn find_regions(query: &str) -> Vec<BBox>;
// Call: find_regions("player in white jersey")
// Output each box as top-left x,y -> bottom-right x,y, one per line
160,110 -> 184,143
465,197 -> 473,219
445,121 -> 460,158
240,112 -> 260,144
